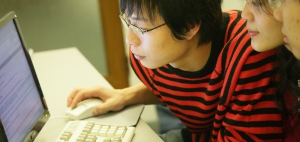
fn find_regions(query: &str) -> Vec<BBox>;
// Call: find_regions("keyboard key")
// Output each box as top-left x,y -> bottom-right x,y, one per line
56,121 -> 135,142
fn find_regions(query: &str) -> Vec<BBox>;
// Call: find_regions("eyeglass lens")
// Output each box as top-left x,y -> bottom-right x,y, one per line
119,15 -> 143,35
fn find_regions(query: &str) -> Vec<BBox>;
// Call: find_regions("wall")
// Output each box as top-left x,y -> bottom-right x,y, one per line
222,0 -> 245,10
0,0 -> 107,75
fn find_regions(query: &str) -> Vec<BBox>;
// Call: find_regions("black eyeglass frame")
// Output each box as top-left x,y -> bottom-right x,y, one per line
119,14 -> 166,35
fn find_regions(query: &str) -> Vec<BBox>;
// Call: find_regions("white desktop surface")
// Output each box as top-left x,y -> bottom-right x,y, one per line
31,47 -> 163,142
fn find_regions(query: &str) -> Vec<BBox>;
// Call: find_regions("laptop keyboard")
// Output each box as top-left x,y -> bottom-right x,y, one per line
56,121 -> 135,142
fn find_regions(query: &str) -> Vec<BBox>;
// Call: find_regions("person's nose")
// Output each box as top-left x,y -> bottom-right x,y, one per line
241,3 -> 254,22
125,28 -> 141,48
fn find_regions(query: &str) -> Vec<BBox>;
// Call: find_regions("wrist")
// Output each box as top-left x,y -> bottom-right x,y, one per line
120,87 -> 138,106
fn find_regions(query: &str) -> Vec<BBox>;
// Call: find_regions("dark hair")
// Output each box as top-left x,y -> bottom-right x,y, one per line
275,46 -> 300,134
120,0 -> 222,45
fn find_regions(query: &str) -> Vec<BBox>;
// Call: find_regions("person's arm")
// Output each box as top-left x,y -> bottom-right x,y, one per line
121,83 -> 162,106
67,82 -> 161,116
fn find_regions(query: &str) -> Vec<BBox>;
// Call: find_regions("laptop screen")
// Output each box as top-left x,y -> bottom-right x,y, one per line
0,12 -> 46,142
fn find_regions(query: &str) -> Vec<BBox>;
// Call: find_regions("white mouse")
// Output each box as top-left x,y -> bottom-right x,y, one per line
66,98 -> 104,120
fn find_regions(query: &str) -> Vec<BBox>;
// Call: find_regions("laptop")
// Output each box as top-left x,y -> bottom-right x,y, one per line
0,11 -> 50,142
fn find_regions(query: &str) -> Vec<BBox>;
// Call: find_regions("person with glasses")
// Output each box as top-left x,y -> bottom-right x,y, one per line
67,0 -> 282,141
242,0 -> 300,141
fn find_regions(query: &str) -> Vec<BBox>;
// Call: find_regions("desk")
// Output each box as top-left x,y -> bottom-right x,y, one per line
32,47 -> 163,142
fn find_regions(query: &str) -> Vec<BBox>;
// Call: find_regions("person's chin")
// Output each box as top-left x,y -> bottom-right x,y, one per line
294,53 -> 300,60
140,61 -> 159,69
252,46 -> 272,53
251,42 -> 263,52
251,41 -> 275,52
282,43 -> 293,52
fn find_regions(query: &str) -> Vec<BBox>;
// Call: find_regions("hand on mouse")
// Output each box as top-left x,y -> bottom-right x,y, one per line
67,86 -> 126,116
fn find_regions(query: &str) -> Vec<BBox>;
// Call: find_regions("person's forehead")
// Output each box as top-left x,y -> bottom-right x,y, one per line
127,12 -> 148,20
125,4 -> 161,20
126,9 -> 163,24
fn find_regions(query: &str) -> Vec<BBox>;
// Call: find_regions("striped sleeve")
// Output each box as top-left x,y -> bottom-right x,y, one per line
211,30 -> 283,141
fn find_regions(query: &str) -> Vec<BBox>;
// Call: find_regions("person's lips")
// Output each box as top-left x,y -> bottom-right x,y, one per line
133,53 -> 145,60
248,30 -> 259,37
130,46 -> 145,60
281,29 -> 289,43
283,35 -> 289,43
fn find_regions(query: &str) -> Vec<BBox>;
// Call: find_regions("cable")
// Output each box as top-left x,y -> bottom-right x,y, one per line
48,116 -> 70,121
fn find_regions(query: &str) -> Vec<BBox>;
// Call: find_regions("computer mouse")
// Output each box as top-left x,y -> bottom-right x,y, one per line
65,98 -> 104,120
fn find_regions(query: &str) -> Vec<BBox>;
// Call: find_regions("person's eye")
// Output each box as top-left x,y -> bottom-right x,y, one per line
138,26 -> 148,31
127,19 -> 132,24
139,28 -> 147,33
251,0 -> 261,7
130,21 -> 148,31
127,17 -> 151,31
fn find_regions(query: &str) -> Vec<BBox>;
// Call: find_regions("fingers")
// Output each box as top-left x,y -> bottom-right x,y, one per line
93,102 -> 123,116
67,88 -> 79,108
66,86 -> 127,116
67,87 -> 94,108
92,99 -> 124,116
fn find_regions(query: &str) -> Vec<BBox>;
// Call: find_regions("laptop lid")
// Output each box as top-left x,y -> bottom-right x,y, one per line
0,11 -> 50,142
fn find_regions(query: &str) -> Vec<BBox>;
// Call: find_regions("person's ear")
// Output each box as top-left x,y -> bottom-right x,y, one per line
185,24 -> 200,40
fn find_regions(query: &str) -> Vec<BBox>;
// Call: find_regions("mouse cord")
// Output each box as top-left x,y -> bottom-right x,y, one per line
48,116 -> 70,121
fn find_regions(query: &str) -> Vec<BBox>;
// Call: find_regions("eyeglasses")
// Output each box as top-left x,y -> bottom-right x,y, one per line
119,14 -> 166,36
268,0 -> 282,10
